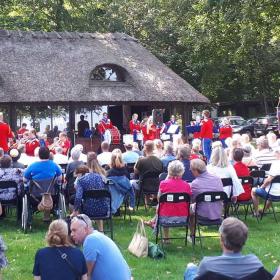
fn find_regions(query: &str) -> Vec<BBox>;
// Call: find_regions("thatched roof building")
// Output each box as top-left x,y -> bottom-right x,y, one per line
0,29 -> 208,104
0,29 -> 209,134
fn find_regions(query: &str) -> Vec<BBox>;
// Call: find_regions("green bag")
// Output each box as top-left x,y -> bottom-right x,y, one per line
148,242 -> 165,259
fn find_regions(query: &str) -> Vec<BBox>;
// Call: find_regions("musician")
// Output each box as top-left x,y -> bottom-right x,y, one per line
97,112 -> 113,140
144,116 -> 157,141
17,123 -> 28,139
219,118 -> 233,148
77,115 -> 90,137
129,113 -> 141,142
200,110 -> 214,162
57,132 -> 71,156
0,112 -> 14,153
163,115 -> 179,134
193,116 -> 201,139
25,129 -> 40,156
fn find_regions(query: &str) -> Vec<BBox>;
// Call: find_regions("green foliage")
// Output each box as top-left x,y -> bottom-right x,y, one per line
0,0 -> 279,109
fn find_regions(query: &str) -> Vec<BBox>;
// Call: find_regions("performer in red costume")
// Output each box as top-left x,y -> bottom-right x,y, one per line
17,123 -> 28,139
0,112 -> 14,152
145,116 -> 157,141
219,118 -> 233,148
25,129 -> 40,156
200,110 -> 214,162
98,112 -> 113,140
129,113 -> 141,142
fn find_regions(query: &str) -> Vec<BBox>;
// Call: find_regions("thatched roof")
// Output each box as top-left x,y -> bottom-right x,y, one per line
0,30 -> 209,104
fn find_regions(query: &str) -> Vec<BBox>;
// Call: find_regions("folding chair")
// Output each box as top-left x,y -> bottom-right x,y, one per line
0,180 -> 20,221
81,189 -> 113,239
221,178 -> 233,217
155,192 -> 190,248
260,175 -> 280,222
235,176 -> 256,221
250,170 -> 266,187
59,163 -> 68,174
136,171 -> 161,210
193,191 -> 228,249
248,165 -> 259,172
159,172 -> 168,182
126,162 -> 136,180
260,163 -> 271,172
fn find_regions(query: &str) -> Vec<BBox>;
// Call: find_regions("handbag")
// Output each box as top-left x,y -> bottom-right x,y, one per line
148,242 -> 165,259
128,219 -> 148,258
38,193 -> 53,211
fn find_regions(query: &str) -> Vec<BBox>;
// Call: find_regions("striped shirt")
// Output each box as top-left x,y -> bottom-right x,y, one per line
254,149 -> 276,168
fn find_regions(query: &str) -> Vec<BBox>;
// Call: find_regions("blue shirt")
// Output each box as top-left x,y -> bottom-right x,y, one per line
181,159 -> 195,182
195,252 -> 263,279
122,151 -> 139,164
83,231 -> 131,280
161,154 -> 176,169
24,160 -> 62,180
33,246 -> 87,280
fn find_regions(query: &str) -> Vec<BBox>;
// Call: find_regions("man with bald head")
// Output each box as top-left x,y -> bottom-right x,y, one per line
0,112 -> 14,153
71,214 -> 132,280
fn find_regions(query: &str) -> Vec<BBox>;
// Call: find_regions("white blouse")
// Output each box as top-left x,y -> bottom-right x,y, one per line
207,164 -> 244,197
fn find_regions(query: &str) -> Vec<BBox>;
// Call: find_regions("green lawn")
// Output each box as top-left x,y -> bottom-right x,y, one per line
0,207 -> 280,280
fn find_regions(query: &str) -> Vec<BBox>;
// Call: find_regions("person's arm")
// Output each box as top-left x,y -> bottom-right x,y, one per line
273,266 -> 280,280
34,276 -> 41,280
86,261 -> 95,279
261,175 -> 274,188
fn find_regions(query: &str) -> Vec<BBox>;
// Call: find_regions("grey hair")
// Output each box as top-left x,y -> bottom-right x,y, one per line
168,160 -> 185,178
177,145 -> 191,160
219,217 -> 248,252
164,142 -> 174,155
210,146 -> 229,168
190,159 -> 206,174
71,214 -> 93,229
71,148 -> 81,161
55,146 -> 63,154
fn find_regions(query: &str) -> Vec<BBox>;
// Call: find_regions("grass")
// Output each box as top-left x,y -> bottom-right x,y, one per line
1,206 -> 280,280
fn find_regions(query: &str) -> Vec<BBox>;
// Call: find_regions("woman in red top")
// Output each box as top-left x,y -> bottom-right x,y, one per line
219,118 -> 233,148
144,160 -> 191,242
233,148 -> 251,201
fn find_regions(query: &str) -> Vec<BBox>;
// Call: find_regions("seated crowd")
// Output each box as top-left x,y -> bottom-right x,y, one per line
1,131 -> 280,279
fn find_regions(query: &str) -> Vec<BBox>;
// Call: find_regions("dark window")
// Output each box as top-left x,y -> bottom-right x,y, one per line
0,75 -> 3,86
90,64 -> 126,82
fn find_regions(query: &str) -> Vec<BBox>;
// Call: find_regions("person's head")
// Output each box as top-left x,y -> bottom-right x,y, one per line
38,147 -> 50,160
80,115 -> 85,121
45,124 -> 50,131
71,148 -> 81,161
256,137 -> 269,150
144,140 -> 154,155
103,112 -> 108,119
210,145 -> 229,168
222,118 -> 230,126
177,145 -> 191,161
28,129 -> 36,138
154,139 -> 163,150
101,141 -> 110,152
132,113 -> 138,121
190,159 -> 207,177
59,132 -> 67,142
233,148 -> 244,162
46,219 -> 71,247
74,144 -> 84,152
74,165 -> 89,177
87,151 -> 105,175
70,214 -> 93,245
192,139 -> 201,153
147,116 -> 153,125
241,133 -> 250,144
22,123 -> 27,128
124,143 -> 133,151
202,110 -> 210,119
132,142 -> 139,151
9,148 -> 20,162
164,142 -> 174,156
167,160 -> 185,179
170,115 -> 175,122
0,155 -> 12,168
110,149 -> 124,169
55,146 -> 63,155
231,138 -> 241,149
267,132 -> 277,146
219,217 -> 248,253
0,147 -> 4,159
17,144 -> 25,154
242,145 -> 252,157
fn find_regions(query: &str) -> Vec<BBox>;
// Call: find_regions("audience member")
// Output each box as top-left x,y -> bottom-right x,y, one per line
233,148 -> 251,202
254,137 -> 276,168
72,152 -> 108,232
190,139 -> 203,160
58,132 -> 71,156
25,129 -> 40,157
132,142 -> 142,156
251,146 -> 280,216
8,148 -> 25,169
207,142 -> 244,199
189,159 -> 224,236
70,214 -> 132,280
145,160 -> 191,242
241,133 -> 256,155
33,219 -> 87,280
68,144 -> 87,163
86,152 -> 106,178
176,145 -> 195,182
161,142 -> 176,170
107,149 -> 130,179
53,146 -> 68,165
122,143 -> 139,164
184,217 -> 264,279
0,148 -> 4,160
65,149 -> 83,183
97,141 -> 112,167
267,132 -> 278,150
154,139 -> 164,158
242,146 -> 257,167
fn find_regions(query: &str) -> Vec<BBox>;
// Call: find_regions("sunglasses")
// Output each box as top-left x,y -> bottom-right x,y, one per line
72,215 -> 88,227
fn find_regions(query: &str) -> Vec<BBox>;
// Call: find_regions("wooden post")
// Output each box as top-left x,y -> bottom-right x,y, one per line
8,103 -> 17,131
122,104 -> 131,133
68,102 -> 76,146
181,103 -> 192,136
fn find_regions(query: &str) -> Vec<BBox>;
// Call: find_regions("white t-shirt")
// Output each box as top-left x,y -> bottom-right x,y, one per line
97,152 -> 112,166
266,160 -> 280,196
207,164 -> 244,197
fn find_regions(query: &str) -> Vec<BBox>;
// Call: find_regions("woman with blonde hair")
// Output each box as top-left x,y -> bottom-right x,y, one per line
33,219 -> 87,280
207,142 -> 244,199
107,149 -> 130,178
87,151 -> 106,177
